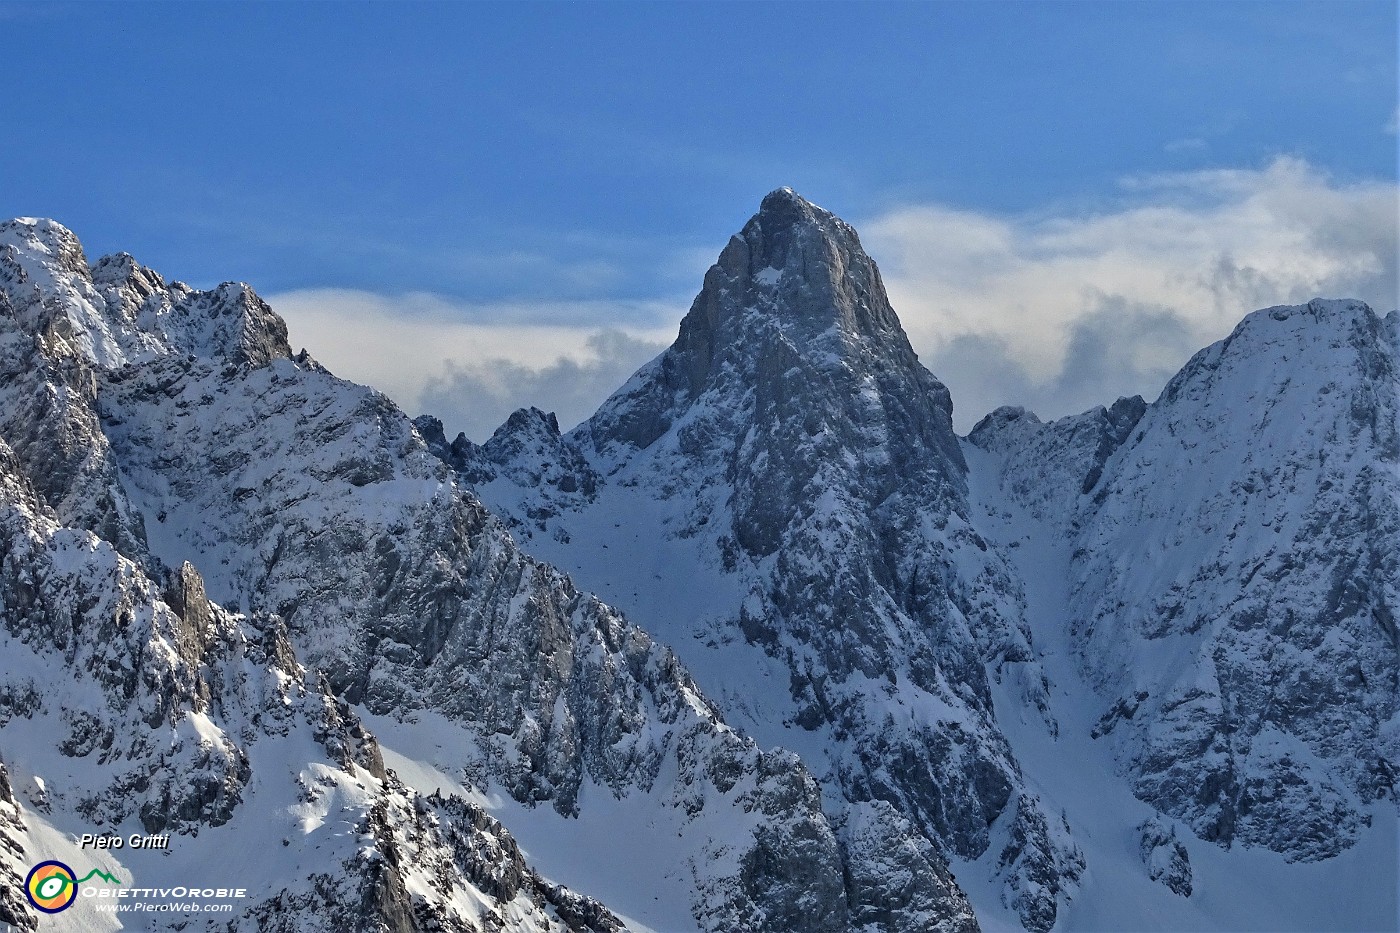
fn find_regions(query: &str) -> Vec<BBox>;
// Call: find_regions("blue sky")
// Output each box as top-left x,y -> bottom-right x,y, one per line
4,1 -> 1397,436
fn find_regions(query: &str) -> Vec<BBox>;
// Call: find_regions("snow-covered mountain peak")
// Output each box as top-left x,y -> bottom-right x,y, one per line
1041,295 -> 1400,863
0,217 -> 291,369
968,405 -> 1042,438
90,250 -> 169,298
0,217 -> 87,272
1161,297 -> 1387,400
492,405 -> 564,443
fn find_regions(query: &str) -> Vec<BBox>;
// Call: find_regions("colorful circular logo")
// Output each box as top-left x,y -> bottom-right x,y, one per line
25,860 -> 78,913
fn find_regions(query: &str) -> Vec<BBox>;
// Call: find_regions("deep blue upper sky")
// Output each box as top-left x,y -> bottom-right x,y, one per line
5,1 -> 1395,306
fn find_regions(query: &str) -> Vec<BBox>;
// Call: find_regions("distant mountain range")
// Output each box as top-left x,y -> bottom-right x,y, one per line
0,193 -> 1394,932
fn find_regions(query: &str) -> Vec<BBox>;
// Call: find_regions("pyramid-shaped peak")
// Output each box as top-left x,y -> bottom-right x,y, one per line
581,189 -> 958,461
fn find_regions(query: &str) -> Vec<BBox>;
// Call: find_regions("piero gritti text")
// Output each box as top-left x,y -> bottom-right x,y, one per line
79,832 -> 170,850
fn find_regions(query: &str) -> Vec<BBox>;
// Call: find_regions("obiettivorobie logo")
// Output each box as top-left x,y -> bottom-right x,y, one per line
21,843 -> 250,919
23,860 -> 121,913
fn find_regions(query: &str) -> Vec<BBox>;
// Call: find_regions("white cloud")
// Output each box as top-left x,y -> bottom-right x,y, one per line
860,157 -> 1398,429
418,329 -> 669,441
267,288 -> 676,440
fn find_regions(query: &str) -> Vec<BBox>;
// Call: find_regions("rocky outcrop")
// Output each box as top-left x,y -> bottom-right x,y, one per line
1138,818 -> 1192,897
0,755 -> 35,932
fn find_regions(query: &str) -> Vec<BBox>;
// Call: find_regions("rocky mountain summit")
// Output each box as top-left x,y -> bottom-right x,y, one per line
466,188 -> 1082,931
0,197 -> 1396,932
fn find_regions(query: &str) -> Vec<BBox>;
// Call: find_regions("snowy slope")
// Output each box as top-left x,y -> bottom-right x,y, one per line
963,431 -> 1398,933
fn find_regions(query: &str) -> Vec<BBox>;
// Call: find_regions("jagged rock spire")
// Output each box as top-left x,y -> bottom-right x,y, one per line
672,187 -> 922,397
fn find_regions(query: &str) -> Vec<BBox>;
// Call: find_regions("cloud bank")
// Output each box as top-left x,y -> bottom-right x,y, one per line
861,157 -> 1397,429
269,158 -> 1396,440
418,329 -> 669,442
268,288 -> 673,440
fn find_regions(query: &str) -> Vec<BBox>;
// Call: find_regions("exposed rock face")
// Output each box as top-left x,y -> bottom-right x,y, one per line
835,801 -> 977,933
0,441 -> 239,833
991,795 -> 1085,933
584,189 -> 963,472
0,756 -> 35,932
466,189 -> 1078,931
